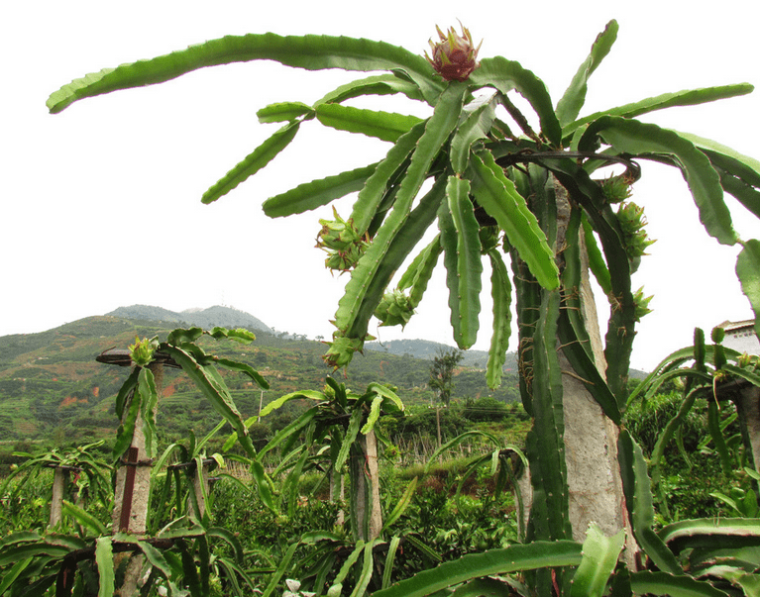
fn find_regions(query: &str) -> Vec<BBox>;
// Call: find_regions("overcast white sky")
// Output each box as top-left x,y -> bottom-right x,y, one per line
1,1 -> 759,371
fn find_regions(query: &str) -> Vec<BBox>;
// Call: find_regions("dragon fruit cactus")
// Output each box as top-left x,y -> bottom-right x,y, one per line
425,23 -> 482,82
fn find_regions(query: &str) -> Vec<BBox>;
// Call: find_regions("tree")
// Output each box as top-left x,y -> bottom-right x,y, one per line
48,20 -> 760,594
427,347 -> 463,407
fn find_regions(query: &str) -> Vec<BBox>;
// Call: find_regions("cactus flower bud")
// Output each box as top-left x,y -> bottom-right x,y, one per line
632,287 -> 653,322
426,23 -> 481,82
601,173 -> 634,204
129,336 -> 159,367
316,208 -> 368,273
323,332 -> 374,370
375,290 -> 415,328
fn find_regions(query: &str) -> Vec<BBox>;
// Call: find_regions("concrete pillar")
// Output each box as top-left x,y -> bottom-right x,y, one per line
49,467 -> 67,528
112,363 -> 162,597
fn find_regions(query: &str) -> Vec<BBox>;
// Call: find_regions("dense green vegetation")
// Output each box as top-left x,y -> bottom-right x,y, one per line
7,12 -> 760,597
0,312 -> 520,458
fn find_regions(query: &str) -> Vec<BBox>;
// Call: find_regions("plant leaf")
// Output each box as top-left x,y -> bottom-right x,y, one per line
556,20 -> 618,127
468,149 -> 560,289
201,120 -> 300,204
208,326 -> 256,342
718,170 -> 760,219
442,176 -> 482,349
370,541 -> 582,597
382,477 -> 418,533
486,249 -> 512,389
350,121 -> 426,235
563,83 -> 754,138
365,382 -> 404,412
114,367 -> 140,420
260,390 -> 325,418
263,163 -> 377,218
724,362 -> 760,388
167,327 -> 204,345
617,431 -> 683,575
708,400 -> 733,474
0,558 -> 33,596
469,57 -> 562,146
316,74 -> 426,105
450,578 -> 516,597
630,571 -> 731,597
334,407 -> 364,473
450,95 -> 498,174
316,103 -> 422,142
737,240 -> 760,337
258,406 -> 320,459
582,215 -> 612,295
659,517 -> 760,548
398,234 -> 442,309
62,500 -> 108,536
349,541 -> 377,597
113,378 -> 142,461
649,388 -> 701,492
138,367 -> 159,459
334,167 -> 448,356
95,537 -> 114,597
360,396 -> 384,434
683,132 -> 760,218
581,117 -> 737,245
332,81 -> 469,342
215,357 -> 270,389
160,345 -> 255,457
257,101 -> 314,123
382,536 -> 402,590
675,130 -> 760,187
570,523 -> 625,597
138,540 -> 179,593
48,33 -> 437,113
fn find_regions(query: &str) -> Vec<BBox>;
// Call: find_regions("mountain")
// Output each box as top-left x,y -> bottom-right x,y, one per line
106,305 -> 273,334
365,339 -> 518,371
0,311 -> 520,448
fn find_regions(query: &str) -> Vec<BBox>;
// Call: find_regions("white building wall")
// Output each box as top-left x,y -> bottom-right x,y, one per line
724,328 -> 760,356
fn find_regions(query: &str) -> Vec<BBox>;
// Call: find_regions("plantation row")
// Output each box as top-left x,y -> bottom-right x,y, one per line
2,323 -> 759,597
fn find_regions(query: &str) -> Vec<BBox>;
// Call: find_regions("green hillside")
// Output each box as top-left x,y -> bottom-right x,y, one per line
365,339 -> 519,371
0,312 -> 521,447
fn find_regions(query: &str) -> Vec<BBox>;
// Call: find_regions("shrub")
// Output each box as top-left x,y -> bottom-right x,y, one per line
462,397 -> 508,422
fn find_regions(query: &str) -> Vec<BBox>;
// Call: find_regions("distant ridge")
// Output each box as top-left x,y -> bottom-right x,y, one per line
105,305 -> 273,334
365,338 -> 518,371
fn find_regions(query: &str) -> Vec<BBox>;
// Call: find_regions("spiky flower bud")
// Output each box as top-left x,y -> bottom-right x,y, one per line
425,23 -> 482,82
601,173 -> 634,204
632,287 -> 653,322
315,208 -> 368,273
323,332 -> 374,370
375,290 -> 415,328
129,336 -> 159,367
616,201 -> 655,272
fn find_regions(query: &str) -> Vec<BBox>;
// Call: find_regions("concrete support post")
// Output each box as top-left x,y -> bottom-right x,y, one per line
112,362 -> 163,597
351,430 -> 383,542
49,467 -> 67,528
735,386 -> 760,471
